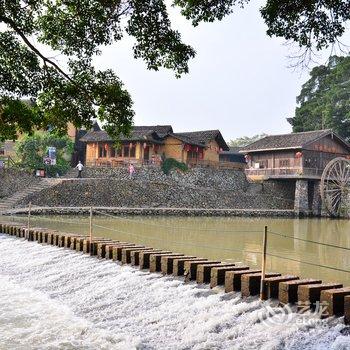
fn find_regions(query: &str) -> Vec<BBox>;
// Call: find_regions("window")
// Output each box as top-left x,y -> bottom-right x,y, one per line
123,145 -> 130,158
99,145 -> 107,158
187,151 -> 198,160
279,159 -> 290,167
130,146 -> 136,158
259,160 -> 268,169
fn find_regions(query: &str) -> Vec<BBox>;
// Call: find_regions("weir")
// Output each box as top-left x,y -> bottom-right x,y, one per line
0,221 -> 349,323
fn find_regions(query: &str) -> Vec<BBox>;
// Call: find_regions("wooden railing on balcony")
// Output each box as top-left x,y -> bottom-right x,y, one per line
245,167 -> 324,177
187,159 -> 246,170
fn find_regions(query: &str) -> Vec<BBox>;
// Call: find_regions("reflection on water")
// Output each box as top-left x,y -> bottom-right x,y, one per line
2,215 -> 350,285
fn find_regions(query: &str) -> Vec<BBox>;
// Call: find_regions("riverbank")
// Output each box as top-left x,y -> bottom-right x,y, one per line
2,206 -> 295,217
0,167 -> 296,215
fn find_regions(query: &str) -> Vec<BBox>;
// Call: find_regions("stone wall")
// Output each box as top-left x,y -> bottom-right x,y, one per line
260,180 -> 296,202
68,166 -> 250,192
0,169 -> 39,198
24,178 -> 293,211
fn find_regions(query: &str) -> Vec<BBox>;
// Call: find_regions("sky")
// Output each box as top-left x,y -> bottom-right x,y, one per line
91,2 -> 348,142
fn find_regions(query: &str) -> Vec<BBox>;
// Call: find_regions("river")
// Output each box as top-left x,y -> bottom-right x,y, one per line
2,215 -> 350,286
1,215 -> 350,349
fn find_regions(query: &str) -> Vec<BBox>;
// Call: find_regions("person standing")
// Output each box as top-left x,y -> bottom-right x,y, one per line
76,161 -> 84,178
128,163 -> 135,179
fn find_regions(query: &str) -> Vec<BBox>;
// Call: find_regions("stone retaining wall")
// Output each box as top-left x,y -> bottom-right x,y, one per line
68,166 -> 250,192
23,177 -> 293,211
0,169 -> 39,198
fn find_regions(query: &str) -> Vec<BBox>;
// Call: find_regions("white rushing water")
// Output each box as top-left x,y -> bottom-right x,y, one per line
0,234 -> 349,350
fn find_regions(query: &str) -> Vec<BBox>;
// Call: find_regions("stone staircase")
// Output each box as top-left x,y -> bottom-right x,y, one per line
0,178 -> 63,213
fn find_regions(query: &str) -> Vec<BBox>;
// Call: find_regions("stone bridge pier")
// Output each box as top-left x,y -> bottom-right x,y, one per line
294,179 -> 322,217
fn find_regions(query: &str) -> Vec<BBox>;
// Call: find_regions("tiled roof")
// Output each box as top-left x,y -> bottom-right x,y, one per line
80,125 -> 230,150
171,130 -> 229,150
239,129 -> 350,152
80,125 -> 173,143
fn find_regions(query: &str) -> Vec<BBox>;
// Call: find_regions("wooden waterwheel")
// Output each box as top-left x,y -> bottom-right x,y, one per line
320,157 -> 350,217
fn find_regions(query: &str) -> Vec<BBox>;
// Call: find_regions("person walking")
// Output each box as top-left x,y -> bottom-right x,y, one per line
128,163 -> 135,180
76,161 -> 84,178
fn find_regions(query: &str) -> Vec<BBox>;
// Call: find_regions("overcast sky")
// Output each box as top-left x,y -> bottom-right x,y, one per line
93,1 -> 349,142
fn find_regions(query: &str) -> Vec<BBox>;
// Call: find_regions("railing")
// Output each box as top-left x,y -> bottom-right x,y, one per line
187,159 -> 246,170
245,167 -> 324,177
86,158 -> 246,170
85,158 -> 161,168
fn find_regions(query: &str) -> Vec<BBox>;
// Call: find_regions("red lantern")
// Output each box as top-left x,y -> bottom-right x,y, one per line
129,142 -> 133,149
143,142 -> 147,149
104,144 -> 108,151
295,151 -> 302,158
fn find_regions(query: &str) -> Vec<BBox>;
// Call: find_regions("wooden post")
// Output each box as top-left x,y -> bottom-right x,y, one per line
260,226 -> 268,300
89,206 -> 93,255
27,201 -> 32,240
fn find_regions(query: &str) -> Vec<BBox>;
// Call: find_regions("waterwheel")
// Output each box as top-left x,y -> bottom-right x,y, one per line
320,157 -> 350,217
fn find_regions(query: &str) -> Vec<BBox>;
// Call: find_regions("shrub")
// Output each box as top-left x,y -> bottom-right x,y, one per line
161,158 -> 188,175
16,132 -> 73,177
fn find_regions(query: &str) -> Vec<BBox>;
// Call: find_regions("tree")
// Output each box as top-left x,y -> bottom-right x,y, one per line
1,1 -> 349,141
16,132 -> 74,176
287,56 -> 350,141
229,134 -> 268,147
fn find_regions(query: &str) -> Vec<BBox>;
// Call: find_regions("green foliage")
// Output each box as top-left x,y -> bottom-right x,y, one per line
161,158 -> 188,175
288,56 -> 350,141
261,1 -> 349,51
229,134 -> 268,147
16,132 -> 74,177
1,1 -> 349,140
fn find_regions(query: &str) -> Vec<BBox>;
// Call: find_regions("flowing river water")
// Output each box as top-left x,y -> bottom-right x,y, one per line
1,215 -> 350,349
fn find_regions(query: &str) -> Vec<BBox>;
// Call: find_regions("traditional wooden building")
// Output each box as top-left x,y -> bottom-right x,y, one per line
240,130 -> 350,180
80,125 -> 231,167
240,129 -> 350,217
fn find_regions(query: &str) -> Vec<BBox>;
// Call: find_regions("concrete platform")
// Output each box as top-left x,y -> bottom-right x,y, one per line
131,249 -> 162,266
184,261 -> 221,282
210,265 -> 249,288
298,283 -> 343,308
139,251 -> 172,269
173,258 -> 207,276
320,287 -> 350,317
150,253 -> 184,272
161,255 -> 196,275
196,263 -> 236,284
279,279 -> 322,304
241,272 -> 281,297
121,247 -> 152,264
262,275 -> 299,299
225,269 -> 261,293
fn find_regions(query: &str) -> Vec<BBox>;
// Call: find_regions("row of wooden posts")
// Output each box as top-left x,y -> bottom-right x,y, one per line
2,206 -> 350,323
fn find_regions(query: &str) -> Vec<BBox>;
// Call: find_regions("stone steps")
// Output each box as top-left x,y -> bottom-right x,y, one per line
0,179 -> 63,212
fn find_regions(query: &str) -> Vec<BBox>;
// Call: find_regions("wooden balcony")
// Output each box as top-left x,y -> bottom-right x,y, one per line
187,159 -> 246,170
245,167 -> 324,180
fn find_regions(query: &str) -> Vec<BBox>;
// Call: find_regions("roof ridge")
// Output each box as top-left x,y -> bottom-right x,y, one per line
174,129 -> 220,134
263,129 -> 331,138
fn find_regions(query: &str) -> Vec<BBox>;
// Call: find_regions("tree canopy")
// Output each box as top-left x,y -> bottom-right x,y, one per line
16,132 -> 73,176
229,133 -> 268,147
288,56 -> 350,141
1,1 -> 350,141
